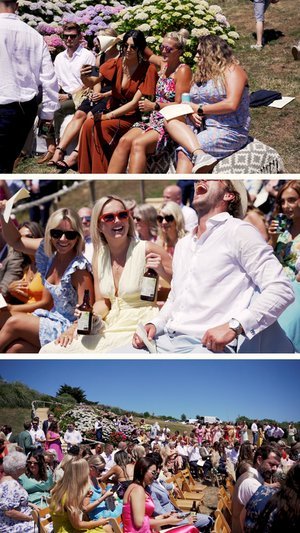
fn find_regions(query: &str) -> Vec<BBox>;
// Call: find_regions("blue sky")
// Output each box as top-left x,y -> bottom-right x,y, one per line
1,360 -> 299,422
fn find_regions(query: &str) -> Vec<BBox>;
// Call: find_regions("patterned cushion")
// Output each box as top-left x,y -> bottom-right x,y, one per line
146,138 -> 284,174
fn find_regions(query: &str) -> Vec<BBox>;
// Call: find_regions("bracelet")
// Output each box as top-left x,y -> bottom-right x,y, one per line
154,101 -> 161,111
67,93 -> 72,100
197,104 -> 204,116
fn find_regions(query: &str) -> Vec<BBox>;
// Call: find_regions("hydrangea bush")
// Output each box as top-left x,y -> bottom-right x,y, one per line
111,0 -> 239,65
58,404 -> 137,443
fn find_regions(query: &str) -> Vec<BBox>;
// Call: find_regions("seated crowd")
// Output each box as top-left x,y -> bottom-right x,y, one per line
18,20 -> 252,175
0,415 -> 299,532
0,178 -> 299,354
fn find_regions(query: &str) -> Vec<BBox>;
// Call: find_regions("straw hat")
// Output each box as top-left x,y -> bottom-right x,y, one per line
97,35 -> 120,54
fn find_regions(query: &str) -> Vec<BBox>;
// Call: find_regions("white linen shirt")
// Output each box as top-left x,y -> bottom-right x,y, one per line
0,13 -> 59,119
64,429 -> 82,446
151,212 -> 294,340
181,204 -> 198,233
54,46 -> 95,94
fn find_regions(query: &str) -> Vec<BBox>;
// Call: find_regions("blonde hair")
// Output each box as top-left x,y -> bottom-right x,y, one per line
165,29 -> 189,50
50,458 -> 90,514
131,445 -> 146,461
87,455 -> 105,468
134,204 -> 158,238
44,208 -> 85,257
194,35 -> 239,86
158,201 -> 186,241
90,195 -> 136,255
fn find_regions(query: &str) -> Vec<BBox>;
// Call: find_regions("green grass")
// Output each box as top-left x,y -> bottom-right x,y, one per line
0,408 -> 32,434
15,0 -> 299,175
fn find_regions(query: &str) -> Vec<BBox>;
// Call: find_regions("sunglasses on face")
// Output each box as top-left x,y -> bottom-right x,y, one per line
63,34 -> 78,40
133,216 -> 142,222
99,210 -> 129,224
80,216 -> 91,222
122,43 -> 137,51
50,229 -> 79,240
157,214 -> 175,224
160,44 -> 175,53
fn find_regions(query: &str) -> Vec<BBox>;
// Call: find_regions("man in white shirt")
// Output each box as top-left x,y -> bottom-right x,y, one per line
64,423 -> 82,450
163,184 -> 198,233
30,419 -> 46,448
53,22 -> 95,143
228,441 -> 240,466
0,0 -> 59,172
78,207 -> 93,264
129,179 -> 295,354
101,443 -> 116,472
251,420 -> 259,445
187,439 -> 201,480
232,444 -> 281,533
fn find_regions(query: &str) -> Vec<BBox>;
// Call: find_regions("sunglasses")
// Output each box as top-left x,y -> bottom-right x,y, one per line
122,43 -> 137,51
50,229 -> 79,240
80,216 -> 91,222
133,216 -> 142,222
160,44 -> 175,53
63,34 -> 78,40
99,210 -> 129,224
157,214 -> 175,224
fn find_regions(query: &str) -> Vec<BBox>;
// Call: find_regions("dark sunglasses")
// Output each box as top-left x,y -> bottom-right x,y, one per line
160,44 -> 175,53
80,216 -> 91,222
63,33 -> 78,40
99,210 -> 129,224
157,214 -> 175,224
133,216 -> 142,222
122,43 -> 137,51
50,229 -> 79,240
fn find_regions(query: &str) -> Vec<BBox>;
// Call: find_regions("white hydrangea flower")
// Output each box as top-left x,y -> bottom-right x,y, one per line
137,23 -> 151,31
134,12 -> 148,21
209,5 -> 223,15
182,15 -> 191,20
194,27 -> 211,37
228,31 -> 240,39
146,36 -> 157,43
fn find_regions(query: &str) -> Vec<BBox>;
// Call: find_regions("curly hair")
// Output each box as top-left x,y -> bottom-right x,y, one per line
193,35 -> 239,86
274,180 -> 300,216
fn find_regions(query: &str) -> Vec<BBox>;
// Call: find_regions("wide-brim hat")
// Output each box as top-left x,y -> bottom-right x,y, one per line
97,35 -> 120,54
228,180 -> 248,219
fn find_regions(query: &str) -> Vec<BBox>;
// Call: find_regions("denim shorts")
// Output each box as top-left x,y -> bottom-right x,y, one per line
254,0 -> 271,22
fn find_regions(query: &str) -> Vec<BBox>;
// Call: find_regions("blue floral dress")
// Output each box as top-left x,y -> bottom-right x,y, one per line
0,479 -> 35,532
275,231 -> 300,352
187,78 -> 250,159
88,485 -> 123,520
33,241 -> 91,346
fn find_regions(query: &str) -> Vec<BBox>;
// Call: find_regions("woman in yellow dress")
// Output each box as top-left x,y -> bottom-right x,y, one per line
50,458 -> 111,533
41,195 -> 172,353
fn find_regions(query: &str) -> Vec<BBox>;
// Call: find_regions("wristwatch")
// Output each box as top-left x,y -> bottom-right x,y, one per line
197,104 -> 204,116
228,318 -> 244,337
154,102 -> 161,111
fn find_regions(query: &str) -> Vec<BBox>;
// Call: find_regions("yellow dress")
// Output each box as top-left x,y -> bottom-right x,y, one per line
41,240 -> 159,354
51,503 -> 104,533
26,271 -> 44,304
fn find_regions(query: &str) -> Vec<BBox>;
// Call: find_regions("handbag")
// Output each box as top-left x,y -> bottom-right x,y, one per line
72,87 -> 93,109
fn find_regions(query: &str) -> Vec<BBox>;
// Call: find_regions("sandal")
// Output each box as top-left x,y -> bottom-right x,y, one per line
47,146 -> 66,167
55,150 -> 78,174
37,150 -> 55,164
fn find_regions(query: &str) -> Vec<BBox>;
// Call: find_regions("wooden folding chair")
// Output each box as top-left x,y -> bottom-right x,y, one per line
212,509 -> 231,533
180,468 -> 206,492
109,516 -> 123,533
32,506 -> 53,533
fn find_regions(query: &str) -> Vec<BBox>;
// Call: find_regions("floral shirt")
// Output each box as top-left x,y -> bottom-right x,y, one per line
0,479 -> 35,533
275,231 -> 300,280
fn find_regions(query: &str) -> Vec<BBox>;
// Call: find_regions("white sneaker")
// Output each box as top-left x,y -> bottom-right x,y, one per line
192,152 -> 217,173
292,43 -> 300,60
250,44 -> 263,51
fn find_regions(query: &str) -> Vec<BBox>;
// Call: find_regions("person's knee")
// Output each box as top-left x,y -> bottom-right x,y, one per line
117,135 -> 134,154
131,137 -> 146,153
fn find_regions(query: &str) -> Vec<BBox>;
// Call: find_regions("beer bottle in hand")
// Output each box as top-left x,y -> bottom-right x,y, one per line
77,289 -> 93,335
191,500 -> 197,516
140,268 -> 158,302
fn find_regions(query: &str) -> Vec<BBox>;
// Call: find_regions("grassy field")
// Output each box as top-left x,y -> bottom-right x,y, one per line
0,408 -> 32,434
15,0 -> 299,175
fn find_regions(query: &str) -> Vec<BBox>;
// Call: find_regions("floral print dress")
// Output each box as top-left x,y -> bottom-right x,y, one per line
0,479 -> 35,532
134,65 -> 185,152
275,230 -> 300,352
